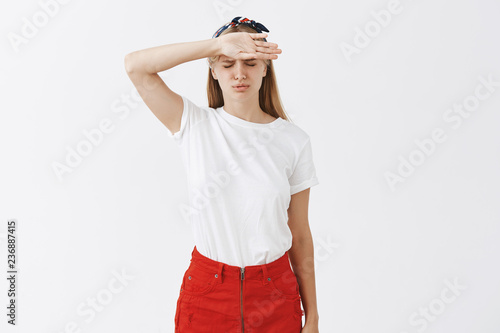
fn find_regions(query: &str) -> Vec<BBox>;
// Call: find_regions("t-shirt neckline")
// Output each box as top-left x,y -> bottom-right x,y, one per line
217,105 -> 282,128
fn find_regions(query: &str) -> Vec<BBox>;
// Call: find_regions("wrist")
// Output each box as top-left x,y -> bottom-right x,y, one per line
305,312 -> 319,324
212,37 -> 222,56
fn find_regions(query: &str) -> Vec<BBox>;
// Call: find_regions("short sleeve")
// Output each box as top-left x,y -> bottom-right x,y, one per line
166,95 -> 208,144
288,138 -> 319,195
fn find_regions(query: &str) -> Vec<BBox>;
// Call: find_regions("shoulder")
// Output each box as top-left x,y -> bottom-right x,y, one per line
180,95 -> 218,121
181,95 -> 213,113
277,118 -> 312,148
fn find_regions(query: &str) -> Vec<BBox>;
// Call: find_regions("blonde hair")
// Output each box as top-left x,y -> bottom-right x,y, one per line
206,24 -> 293,122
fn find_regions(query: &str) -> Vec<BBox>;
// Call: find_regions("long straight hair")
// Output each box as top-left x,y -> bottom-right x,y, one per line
206,24 -> 293,122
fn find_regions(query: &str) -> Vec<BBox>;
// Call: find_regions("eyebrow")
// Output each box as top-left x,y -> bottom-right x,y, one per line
222,59 -> 257,63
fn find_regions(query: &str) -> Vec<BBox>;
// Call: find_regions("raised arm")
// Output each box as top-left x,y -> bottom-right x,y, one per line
124,32 -> 279,135
123,38 -> 221,135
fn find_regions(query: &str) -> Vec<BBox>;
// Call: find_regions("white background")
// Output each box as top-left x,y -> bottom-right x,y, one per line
1,0 -> 499,332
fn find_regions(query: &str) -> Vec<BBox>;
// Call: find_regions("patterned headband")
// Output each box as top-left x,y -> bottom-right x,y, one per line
212,16 -> 269,42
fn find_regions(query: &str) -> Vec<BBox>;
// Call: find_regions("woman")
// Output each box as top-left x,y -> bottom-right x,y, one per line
125,16 -> 320,332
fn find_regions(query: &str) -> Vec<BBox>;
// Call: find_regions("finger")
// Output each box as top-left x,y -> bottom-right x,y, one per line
253,52 -> 279,60
250,32 -> 268,39
255,46 -> 282,54
234,52 -> 259,60
254,41 -> 279,48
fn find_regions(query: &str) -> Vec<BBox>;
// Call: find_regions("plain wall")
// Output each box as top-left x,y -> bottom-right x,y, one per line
1,0 -> 499,332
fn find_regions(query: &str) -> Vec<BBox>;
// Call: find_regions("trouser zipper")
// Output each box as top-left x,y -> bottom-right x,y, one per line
241,267 -> 245,332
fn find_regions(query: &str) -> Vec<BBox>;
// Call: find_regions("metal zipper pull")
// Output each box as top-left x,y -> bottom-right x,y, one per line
240,266 -> 245,332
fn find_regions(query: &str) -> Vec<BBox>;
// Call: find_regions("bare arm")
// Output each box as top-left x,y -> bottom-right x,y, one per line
124,33 -> 278,135
287,188 -> 320,330
124,38 -> 220,74
123,38 -> 221,135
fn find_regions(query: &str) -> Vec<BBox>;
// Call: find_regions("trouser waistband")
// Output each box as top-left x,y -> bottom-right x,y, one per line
190,246 -> 292,285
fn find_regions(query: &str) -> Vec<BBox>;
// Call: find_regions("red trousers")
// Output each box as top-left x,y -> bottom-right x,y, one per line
174,246 -> 304,332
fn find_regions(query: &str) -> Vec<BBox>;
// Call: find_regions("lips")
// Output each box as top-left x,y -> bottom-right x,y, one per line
233,84 -> 249,91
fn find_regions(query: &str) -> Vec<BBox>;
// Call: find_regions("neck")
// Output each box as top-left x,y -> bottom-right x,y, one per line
223,96 -> 275,124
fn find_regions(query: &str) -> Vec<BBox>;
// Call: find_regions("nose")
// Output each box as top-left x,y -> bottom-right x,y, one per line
233,62 -> 247,80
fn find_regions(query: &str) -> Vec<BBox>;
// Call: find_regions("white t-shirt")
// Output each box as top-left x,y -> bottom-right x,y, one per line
167,95 -> 319,267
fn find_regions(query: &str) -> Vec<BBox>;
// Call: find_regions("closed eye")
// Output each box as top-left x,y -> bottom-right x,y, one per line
223,64 -> 256,68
